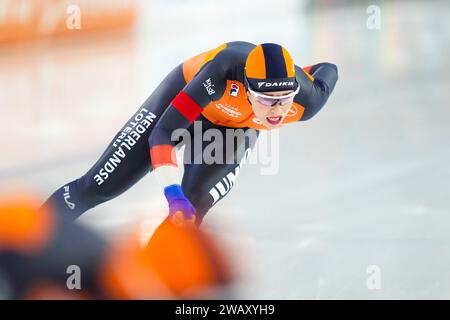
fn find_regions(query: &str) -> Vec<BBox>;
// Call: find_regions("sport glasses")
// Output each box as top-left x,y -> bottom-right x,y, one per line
247,85 -> 300,107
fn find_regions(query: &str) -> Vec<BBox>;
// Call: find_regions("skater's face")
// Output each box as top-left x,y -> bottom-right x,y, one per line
247,90 -> 295,129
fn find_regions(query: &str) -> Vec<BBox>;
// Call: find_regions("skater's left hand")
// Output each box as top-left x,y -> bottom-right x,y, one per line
164,184 -> 196,226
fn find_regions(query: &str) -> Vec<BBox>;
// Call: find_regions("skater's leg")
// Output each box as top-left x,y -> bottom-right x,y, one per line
43,64 -> 187,219
181,122 -> 259,225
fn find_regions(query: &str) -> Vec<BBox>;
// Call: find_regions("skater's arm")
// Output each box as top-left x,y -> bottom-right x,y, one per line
148,59 -> 226,173
295,63 -> 338,121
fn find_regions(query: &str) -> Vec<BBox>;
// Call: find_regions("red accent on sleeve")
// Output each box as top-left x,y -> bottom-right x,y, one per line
171,91 -> 203,123
150,145 -> 177,169
302,65 -> 313,73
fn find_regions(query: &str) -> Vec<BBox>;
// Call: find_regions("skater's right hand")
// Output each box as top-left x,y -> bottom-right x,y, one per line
164,184 -> 196,226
